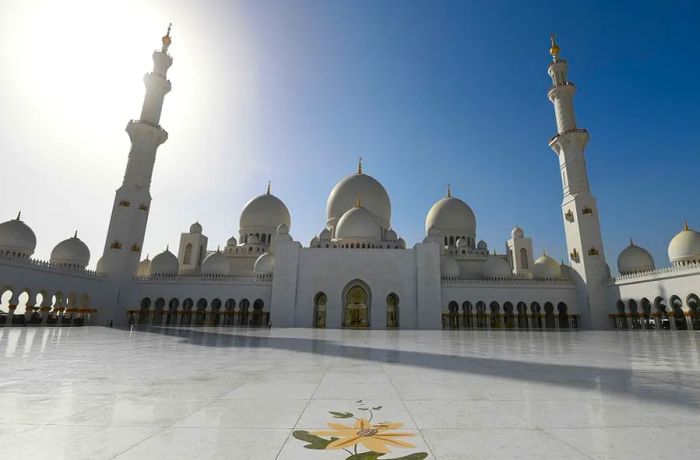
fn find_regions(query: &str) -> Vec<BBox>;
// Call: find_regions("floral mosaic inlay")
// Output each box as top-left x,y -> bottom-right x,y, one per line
293,401 -> 428,459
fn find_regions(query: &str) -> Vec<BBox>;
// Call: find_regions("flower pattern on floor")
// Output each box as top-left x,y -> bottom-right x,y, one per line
293,401 -> 428,459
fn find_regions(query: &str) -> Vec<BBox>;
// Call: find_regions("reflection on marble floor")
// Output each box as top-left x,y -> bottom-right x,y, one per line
1,327 -> 700,459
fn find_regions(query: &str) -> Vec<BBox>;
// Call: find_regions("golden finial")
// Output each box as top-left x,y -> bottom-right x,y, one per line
447,183 -> 452,198
629,238 -> 634,246
355,194 -> 362,208
74,230 -> 78,238
266,180 -> 271,194
684,220 -> 689,231
162,23 -> 172,49
549,33 -> 560,61
358,156 -> 363,174
15,211 -> 21,220
165,244 -> 169,251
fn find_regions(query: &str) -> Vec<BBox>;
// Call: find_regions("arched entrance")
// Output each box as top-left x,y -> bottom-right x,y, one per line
342,281 -> 370,328
386,293 -> 399,328
313,292 -> 327,328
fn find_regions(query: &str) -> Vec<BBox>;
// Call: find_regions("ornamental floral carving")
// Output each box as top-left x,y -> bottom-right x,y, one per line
292,402 -> 427,459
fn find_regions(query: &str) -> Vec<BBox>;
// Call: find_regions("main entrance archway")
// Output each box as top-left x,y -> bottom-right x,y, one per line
342,281 -> 371,328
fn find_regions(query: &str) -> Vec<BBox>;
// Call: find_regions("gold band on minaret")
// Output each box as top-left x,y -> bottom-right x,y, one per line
549,33 -> 560,62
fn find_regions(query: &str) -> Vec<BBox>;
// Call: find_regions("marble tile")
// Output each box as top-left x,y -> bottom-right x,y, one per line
114,427 -> 290,460
221,381 -> 319,399
421,428 -> 592,460
405,400 -> 530,429
174,399 -> 308,428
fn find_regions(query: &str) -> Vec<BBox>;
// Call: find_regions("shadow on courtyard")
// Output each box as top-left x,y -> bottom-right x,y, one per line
123,325 -> 700,409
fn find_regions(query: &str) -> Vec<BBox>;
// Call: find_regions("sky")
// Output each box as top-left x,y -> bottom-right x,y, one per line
0,0 -> 698,273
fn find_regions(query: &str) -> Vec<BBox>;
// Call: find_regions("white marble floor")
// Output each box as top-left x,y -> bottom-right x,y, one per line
1,327 -> 699,459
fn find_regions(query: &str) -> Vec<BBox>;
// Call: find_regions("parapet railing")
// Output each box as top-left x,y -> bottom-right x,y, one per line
441,275 -> 574,287
611,262 -> 700,284
0,254 -> 105,279
133,272 -> 272,283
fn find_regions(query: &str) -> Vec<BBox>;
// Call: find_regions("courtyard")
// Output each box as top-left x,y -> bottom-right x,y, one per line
1,326 -> 699,459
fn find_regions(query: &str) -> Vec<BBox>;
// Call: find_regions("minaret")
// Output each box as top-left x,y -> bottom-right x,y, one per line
100,26 -> 173,277
547,35 -> 609,329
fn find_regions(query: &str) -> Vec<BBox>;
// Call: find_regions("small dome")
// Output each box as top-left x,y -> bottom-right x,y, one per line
254,252 -> 275,274
240,193 -> 291,231
248,234 -> 259,245
189,221 -> 202,234
136,256 -> 151,276
440,256 -> 460,276
456,238 -> 468,248
618,241 -> 655,274
226,236 -> 238,247
668,223 -> 700,265
0,213 -> 37,257
335,206 -> 382,241
277,223 -> 289,235
560,263 -> 572,279
150,248 -> 179,275
477,240 -> 488,250
386,229 -> 397,241
202,250 -> 230,275
397,237 -> 406,248
319,228 -> 331,240
310,236 -> 320,247
511,226 -> 524,238
96,256 -> 105,273
425,196 -> 476,236
533,253 -> 562,278
483,255 -> 511,278
327,170 -> 391,229
50,233 -> 90,268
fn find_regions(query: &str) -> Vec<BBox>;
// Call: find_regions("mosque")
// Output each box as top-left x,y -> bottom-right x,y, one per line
1,30 -> 699,331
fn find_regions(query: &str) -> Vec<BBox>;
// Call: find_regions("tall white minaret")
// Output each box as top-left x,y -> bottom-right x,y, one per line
547,35 -> 609,329
100,26 -> 173,277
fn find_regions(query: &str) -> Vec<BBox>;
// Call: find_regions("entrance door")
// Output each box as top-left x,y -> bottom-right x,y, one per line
344,286 -> 369,328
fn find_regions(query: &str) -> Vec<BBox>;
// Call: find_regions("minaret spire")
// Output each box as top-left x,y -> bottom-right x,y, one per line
549,33 -> 560,62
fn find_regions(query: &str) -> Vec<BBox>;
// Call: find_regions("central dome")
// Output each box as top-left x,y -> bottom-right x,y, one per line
327,171 -> 391,229
425,196 -> 476,236
335,206 -> 382,241
240,193 -> 291,231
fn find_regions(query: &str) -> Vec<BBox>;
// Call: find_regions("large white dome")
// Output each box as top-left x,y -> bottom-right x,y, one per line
202,250 -> 230,275
327,171 -> 391,229
533,253 -> 561,279
483,255 -> 511,278
668,223 -> 700,265
0,214 -> 37,257
50,233 -> 90,268
425,196 -> 476,236
617,241 -> 655,274
335,206 -> 382,241
150,248 -> 179,275
240,192 -> 291,231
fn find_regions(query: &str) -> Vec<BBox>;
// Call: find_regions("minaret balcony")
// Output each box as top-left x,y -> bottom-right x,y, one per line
127,120 -> 169,144
548,128 -> 588,145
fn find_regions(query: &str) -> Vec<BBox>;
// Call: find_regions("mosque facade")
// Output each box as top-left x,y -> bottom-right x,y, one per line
1,32 -> 699,331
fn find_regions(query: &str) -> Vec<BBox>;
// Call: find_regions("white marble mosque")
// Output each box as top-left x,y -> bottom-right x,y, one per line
1,31 -> 699,331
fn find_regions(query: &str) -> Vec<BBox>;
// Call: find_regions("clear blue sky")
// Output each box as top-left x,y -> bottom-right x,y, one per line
1,0 -> 698,272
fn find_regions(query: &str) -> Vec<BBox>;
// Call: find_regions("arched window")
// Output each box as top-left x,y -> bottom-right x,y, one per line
261,234 -> 266,243
183,243 -> 193,265
449,236 -> 455,246
313,292 -> 327,328
544,302 -> 555,328
519,248 -> 528,269
386,293 -> 399,328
